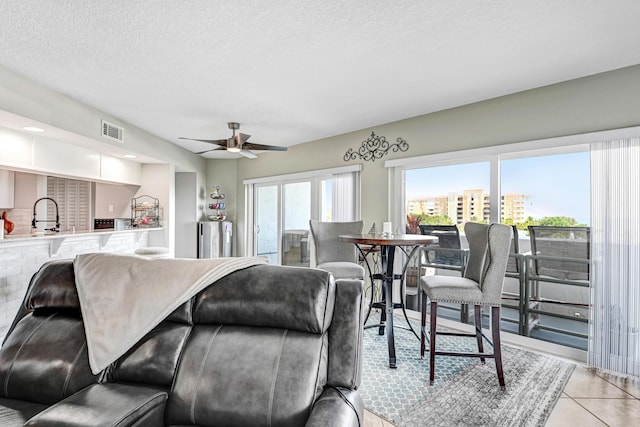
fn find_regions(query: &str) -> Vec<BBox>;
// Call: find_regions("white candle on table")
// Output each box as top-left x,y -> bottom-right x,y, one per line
383,222 -> 392,235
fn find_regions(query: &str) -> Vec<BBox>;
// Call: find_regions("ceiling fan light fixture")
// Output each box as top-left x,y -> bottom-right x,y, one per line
227,135 -> 242,152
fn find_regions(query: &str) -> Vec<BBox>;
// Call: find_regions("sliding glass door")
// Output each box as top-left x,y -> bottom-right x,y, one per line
254,179 -> 314,267
394,145 -> 591,350
246,165 -> 361,266
255,184 -> 279,265
282,181 -> 311,267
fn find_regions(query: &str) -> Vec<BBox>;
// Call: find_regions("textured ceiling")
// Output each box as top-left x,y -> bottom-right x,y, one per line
1,0 -> 640,159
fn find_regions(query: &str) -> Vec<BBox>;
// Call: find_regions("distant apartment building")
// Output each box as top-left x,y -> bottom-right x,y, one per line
501,193 -> 528,223
407,190 -> 528,224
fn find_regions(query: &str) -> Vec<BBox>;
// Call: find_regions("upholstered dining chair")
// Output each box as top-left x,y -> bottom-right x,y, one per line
309,220 -> 365,281
420,222 -> 512,390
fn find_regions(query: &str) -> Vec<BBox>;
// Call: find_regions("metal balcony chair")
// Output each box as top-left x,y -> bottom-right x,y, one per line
309,220 -> 365,281
420,222 -> 512,390
524,226 -> 590,340
502,225 -> 526,334
504,225 -> 522,280
418,224 -> 469,322
418,224 -> 466,271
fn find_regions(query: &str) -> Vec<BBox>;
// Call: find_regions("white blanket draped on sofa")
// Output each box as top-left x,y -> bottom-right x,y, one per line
74,253 -> 268,374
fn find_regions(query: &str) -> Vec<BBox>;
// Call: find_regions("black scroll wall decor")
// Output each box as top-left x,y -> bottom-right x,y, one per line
344,131 -> 409,162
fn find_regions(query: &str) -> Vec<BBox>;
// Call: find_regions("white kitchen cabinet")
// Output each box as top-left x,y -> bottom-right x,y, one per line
0,170 -> 14,208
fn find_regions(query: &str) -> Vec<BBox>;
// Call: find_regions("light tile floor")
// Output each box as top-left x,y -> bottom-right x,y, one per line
363,364 -> 640,426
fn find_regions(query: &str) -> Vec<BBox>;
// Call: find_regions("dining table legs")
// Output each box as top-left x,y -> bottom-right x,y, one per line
380,244 -> 397,368
344,234 -> 437,369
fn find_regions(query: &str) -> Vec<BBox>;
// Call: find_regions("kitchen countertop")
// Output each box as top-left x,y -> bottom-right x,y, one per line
0,227 -> 162,244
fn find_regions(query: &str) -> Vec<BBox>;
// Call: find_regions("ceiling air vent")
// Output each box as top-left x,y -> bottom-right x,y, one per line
101,120 -> 124,143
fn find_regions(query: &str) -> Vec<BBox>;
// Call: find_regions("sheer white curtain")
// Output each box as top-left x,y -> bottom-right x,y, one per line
589,137 -> 640,379
332,171 -> 360,222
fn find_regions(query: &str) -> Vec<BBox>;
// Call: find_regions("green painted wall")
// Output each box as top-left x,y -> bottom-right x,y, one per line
210,64 -> 640,256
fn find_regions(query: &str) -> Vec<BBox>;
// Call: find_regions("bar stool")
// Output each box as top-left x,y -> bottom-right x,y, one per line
420,222 -> 512,390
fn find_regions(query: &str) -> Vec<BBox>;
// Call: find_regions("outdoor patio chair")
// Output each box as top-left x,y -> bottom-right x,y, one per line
505,225 -> 522,280
524,226 -> 590,337
502,225 -> 526,333
418,224 -> 466,271
418,224 -> 469,322
309,220 -> 365,280
420,222 -> 512,390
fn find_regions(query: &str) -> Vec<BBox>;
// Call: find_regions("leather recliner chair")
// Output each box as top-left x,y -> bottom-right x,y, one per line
0,259 -> 364,426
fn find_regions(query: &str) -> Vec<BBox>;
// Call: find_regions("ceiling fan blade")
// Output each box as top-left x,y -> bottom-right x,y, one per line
239,132 -> 251,144
242,142 -> 288,151
239,150 -> 258,159
194,146 -> 224,155
178,137 -> 228,146
179,125 -> 285,157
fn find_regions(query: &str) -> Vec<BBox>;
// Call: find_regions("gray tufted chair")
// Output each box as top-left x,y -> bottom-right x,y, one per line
309,220 -> 365,281
419,222 -> 512,390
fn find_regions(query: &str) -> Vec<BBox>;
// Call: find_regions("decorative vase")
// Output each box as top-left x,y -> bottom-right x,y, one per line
2,211 -> 14,234
368,222 -> 377,235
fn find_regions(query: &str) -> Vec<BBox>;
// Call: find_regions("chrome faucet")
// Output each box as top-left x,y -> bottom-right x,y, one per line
32,197 -> 60,232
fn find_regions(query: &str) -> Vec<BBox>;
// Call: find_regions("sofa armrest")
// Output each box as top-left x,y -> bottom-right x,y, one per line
25,383 -> 167,427
306,387 -> 363,427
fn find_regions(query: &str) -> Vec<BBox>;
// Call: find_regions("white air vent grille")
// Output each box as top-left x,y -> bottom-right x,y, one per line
101,120 -> 124,143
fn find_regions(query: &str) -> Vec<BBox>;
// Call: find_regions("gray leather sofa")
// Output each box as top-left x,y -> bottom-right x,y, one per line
0,259 -> 364,426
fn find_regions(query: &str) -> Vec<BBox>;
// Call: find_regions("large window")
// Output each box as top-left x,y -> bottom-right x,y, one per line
403,151 -> 590,230
500,151 -> 590,229
405,161 -> 490,225
389,141 -> 592,351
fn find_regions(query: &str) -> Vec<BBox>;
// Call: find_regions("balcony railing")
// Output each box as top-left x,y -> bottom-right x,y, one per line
404,227 -> 590,351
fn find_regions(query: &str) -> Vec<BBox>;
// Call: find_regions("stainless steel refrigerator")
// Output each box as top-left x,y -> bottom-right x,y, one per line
198,221 -> 232,258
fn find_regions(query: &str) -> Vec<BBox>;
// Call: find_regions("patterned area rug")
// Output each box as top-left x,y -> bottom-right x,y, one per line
360,316 -> 575,426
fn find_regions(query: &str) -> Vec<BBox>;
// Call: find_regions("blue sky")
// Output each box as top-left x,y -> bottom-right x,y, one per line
405,152 -> 590,225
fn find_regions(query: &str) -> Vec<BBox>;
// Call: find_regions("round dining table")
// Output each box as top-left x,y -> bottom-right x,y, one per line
339,233 -> 438,368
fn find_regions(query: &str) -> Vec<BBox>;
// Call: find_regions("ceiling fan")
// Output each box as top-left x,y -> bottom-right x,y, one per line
179,122 -> 287,159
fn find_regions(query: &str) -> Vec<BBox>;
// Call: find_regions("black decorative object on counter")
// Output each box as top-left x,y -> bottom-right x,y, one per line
344,131 -> 409,162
